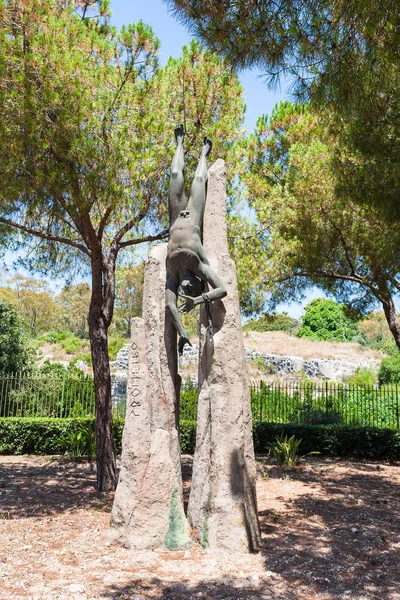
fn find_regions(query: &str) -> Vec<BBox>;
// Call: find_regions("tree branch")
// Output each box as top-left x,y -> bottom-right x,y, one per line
113,195 -> 152,245
97,207 -> 112,241
0,217 -> 91,256
119,230 -> 169,248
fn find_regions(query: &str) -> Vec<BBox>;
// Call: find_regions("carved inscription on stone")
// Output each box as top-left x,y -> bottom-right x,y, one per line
129,341 -> 141,416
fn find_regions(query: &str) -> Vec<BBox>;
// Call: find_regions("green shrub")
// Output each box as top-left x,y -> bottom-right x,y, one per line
1,362 -> 95,418
0,418 -> 196,456
180,377 -> 198,420
70,352 -> 92,367
0,301 -> 34,373
297,298 -> 358,342
347,367 -> 377,386
379,354 -> 400,384
254,423 -> 400,459
267,433 -> 303,466
60,335 -> 83,354
243,312 -> 299,334
108,338 -> 126,361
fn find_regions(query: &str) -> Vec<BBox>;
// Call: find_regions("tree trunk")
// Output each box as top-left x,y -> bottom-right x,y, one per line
88,253 -> 117,491
381,292 -> 400,351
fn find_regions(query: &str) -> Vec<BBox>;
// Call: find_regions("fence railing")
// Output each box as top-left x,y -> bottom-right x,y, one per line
250,381 -> 400,429
1,373 -> 399,429
0,373 -> 126,419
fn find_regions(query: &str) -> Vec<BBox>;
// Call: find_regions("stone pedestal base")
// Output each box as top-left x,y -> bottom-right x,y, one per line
187,160 -> 261,552
109,244 -> 191,550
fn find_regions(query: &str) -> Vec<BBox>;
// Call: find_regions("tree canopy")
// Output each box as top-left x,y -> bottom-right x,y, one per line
166,0 -> 400,219
0,301 -> 34,374
0,0 -> 245,490
239,101 -> 400,348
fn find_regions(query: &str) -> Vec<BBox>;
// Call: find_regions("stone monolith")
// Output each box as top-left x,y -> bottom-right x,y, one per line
109,244 -> 191,550
187,159 -> 261,552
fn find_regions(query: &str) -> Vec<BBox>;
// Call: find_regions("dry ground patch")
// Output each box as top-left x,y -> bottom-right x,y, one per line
0,455 -> 399,600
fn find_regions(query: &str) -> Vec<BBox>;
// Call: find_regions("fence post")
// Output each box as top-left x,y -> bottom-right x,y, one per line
396,384 -> 399,430
60,371 -> 66,419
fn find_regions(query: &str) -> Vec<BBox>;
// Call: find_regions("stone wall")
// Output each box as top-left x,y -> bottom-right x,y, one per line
115,343 -> 380,382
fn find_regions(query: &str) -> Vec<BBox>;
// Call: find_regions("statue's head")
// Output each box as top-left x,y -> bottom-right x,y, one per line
178,268 -> 202,298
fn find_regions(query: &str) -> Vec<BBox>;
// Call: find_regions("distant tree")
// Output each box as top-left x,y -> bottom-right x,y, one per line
241,102 -> 400,350
0,275 -> 61,335
0,302 -> 33,374
57,283 -> 91,338
114,265 -> 144,338
0,1 -> 244,490
298,299 -> 358,342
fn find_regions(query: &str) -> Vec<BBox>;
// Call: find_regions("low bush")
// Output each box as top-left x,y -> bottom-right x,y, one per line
254,423 -> 400,460
379,354 -> 400,384
0,418 -> 196,456
108,338 -> 126,361
346,367 -> 377,387
243,312 -> 299,334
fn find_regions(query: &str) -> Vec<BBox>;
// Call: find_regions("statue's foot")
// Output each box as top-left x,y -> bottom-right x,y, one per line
202,136 -> 212,158
175,124 -> 185,145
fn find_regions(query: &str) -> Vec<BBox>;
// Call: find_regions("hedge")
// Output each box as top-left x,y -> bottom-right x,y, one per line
254,422 -> 400,460
0,418 -> 399,460
0,418 -> 197,455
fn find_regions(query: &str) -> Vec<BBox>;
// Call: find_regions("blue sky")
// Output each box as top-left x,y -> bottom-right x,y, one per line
3,0 -> 322,318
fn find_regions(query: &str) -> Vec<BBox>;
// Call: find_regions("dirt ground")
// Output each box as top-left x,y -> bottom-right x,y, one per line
0,455 -> 399,600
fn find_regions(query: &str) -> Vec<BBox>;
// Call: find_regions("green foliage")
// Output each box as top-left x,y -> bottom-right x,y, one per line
347,367 -> 377,387
0,301 -> 34,374
179,421 -> 197,454
70,353 -> 93,367
0,275 -> 61,336
379,355 -> 400,385
179,377 -> 198,420
240,102 -> 400,350
267,433 -> 303,466
108,338 -> 126,361
0,418 -> 195,456
254,423 -> 400,460
1,418 -> 398,460
251,382 -> 400,429
57,422 -> 96,460
243,312 -> 299,334
60,335 -> 83,354
56,283 -> 91,339
298,299 -> 358,342
1,362 -> 95,418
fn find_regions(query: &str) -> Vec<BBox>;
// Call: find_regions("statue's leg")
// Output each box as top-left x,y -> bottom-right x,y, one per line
187,137 -> 212,229
169,125 -> 186,227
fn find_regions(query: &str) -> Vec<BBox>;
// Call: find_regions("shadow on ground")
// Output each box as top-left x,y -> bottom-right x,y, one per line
256,458 -> 400,599
0,457 -> 113,518
102,578 -> 274,600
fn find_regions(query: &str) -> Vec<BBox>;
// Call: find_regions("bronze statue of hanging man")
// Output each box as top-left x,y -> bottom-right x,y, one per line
166,125 -> 227,354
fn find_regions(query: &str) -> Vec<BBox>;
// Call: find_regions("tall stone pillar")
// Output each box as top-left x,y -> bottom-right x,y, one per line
187,159 -> 261,552
109,244 -> 191,550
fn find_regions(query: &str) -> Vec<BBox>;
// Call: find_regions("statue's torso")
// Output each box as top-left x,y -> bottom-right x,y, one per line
167,215 -> 203,275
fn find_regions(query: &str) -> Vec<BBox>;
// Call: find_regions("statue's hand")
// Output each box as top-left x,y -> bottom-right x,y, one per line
178,335 -> 192,355
178,294 -> 195,314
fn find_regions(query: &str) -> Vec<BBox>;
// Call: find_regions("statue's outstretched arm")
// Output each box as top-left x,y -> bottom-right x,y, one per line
180,263 -> 227,313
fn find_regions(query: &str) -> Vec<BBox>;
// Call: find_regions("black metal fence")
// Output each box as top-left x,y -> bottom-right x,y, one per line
250,381 -> 400,429
1,373 -> 399,430
0,373 -> 126,419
